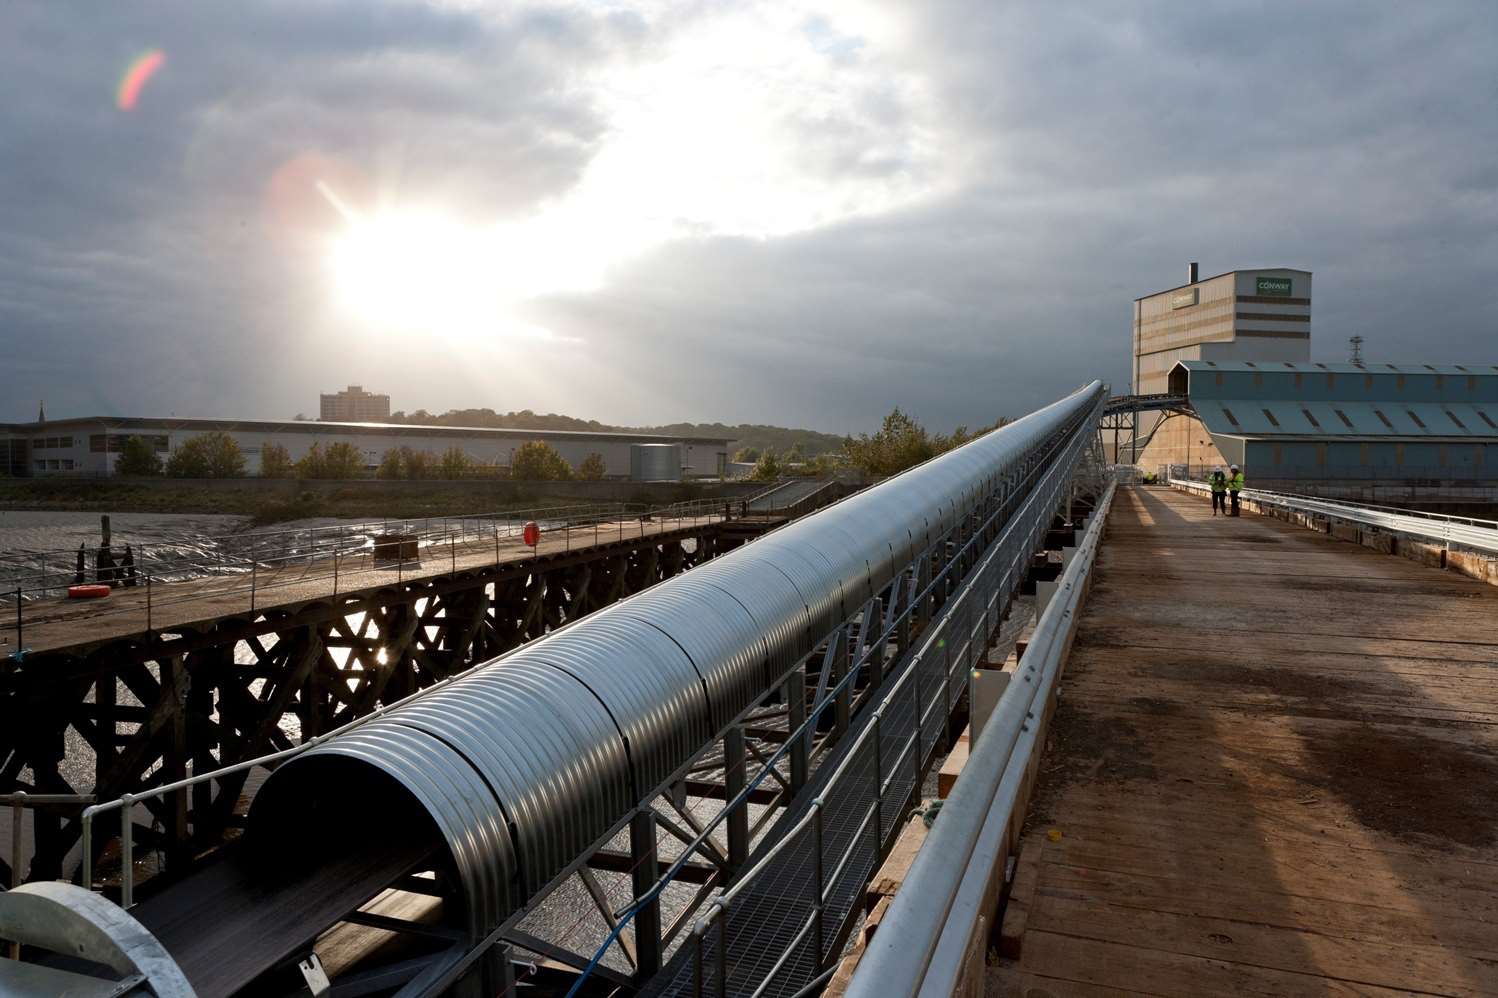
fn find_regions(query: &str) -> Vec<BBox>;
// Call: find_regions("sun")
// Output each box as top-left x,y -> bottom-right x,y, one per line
329,211 -> 498,336
327,206 -> 618,339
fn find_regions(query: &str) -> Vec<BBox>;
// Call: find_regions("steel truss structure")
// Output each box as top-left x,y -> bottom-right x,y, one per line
0,385 -> 1104,998
0,524 -> 739,889
1097,392 -> 1194,464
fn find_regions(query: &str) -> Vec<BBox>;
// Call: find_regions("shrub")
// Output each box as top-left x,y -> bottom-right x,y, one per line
298,441 -> 365,479
165,431 -> 246,478
749,450 -> 783,481
574,453 -> 607,480
115,435 -> 163,476
439,446 -> 474,480
510,440 -> 572,481
260,441 -> 294,478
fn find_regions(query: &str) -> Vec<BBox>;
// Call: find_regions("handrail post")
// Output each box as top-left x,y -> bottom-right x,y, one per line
873,712 -> 883,847
716,902 -> 728,998
8,791 -> 21,958
81,808 -> 94,891
693,927 -> 705,998
333,550 -> 339,595
120,794 -> 135,908
10,791 -> 23,887
14,585 -> 20,649
813,804 -> 825,964
250,559 -> 257,613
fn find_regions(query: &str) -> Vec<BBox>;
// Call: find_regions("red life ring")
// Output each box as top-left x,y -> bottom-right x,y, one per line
68,584 -> 112,599
522,521 -> 540,547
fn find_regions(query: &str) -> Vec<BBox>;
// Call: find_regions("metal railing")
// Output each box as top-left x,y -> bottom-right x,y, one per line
1173,479 -> 1498,555
560,400 -> 1101,997
1,500 -> 739,651
30,494 -> 805,906
74,660 -> 509,908
845,479 -> 1116,996
1,791 -> 96,958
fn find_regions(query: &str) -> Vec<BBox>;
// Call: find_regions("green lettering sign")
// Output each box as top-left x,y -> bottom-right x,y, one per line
1256,276 -> 1292,297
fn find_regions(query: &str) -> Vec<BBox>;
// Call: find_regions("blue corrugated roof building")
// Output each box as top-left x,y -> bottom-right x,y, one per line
1168,360 -> 1498,493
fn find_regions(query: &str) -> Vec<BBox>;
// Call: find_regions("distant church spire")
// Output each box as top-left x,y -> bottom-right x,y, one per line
37,400 -> 45,424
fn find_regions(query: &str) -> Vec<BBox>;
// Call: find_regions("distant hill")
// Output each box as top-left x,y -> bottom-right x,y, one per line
638,422 -> 848,458
386,408 -> 849,458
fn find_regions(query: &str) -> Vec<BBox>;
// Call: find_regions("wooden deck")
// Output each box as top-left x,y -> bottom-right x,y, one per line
992,486 -> 1498,997
4,514 -> 724,656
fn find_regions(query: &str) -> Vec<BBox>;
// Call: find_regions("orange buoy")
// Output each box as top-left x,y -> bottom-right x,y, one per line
68,583 -> 112,599
522,521 -> 540,547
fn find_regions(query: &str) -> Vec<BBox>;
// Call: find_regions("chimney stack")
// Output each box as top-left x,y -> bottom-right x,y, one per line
1187,261 -> 1199,284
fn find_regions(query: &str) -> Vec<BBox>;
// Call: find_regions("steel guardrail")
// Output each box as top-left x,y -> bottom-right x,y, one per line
621,391 -> 1104,998
1172,479 -> 1498,555
845,478 -> 1115,996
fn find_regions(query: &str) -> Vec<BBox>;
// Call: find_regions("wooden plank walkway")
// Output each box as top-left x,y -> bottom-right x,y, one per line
4,514 -> 724,656
992,486 -> 1498,997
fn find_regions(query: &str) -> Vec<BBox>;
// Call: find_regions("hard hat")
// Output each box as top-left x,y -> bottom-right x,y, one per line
1230,464 -> 1240,470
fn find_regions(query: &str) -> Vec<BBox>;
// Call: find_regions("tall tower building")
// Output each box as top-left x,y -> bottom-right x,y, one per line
1131,264 -> 1311,470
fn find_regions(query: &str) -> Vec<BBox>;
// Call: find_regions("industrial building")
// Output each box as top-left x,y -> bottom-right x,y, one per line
1131,263 -> 1312,468
319,385 -> 391,422
0,415 -> 732,479
1168,359 -> 1498,489
1126,263 -> 1498,504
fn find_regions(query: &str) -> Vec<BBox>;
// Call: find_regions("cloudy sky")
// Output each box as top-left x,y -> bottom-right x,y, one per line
3,2 -> 1495,434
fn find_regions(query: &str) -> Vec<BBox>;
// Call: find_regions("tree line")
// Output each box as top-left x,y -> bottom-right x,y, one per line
110,432 -> 604,481
383,407 -> 848,459
741,409 -> 1013,481
107,406 -> 1010,483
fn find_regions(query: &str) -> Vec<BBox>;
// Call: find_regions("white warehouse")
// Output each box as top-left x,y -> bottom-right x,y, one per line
0,416 -> 733,480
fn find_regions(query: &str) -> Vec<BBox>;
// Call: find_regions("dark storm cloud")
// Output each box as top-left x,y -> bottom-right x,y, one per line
2,1 -> 1496,433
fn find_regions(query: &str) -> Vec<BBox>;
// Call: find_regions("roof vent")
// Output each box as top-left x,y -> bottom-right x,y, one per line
1188,262 -> 1199,284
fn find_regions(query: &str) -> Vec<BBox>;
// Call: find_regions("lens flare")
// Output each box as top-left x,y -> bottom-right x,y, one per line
117,50 -> 165,111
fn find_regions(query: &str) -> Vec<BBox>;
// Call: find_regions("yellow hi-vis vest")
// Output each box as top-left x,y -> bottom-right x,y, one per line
1229,472 -> 1245,492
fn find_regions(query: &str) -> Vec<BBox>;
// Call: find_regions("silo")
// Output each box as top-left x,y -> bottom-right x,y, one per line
630,443 -> 682,482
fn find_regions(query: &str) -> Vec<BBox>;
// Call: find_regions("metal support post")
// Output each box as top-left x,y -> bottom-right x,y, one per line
723,727 -> 749,873
8,792 -> 21,958
473,939 -> 515,997
785,666 -> 808,793
716,905 -> 728,997
630,809 -> 663,980
873,713 -> 883,847
832,645 -> 851,737
812,805 -> 825,962
120,794 -> 135,908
